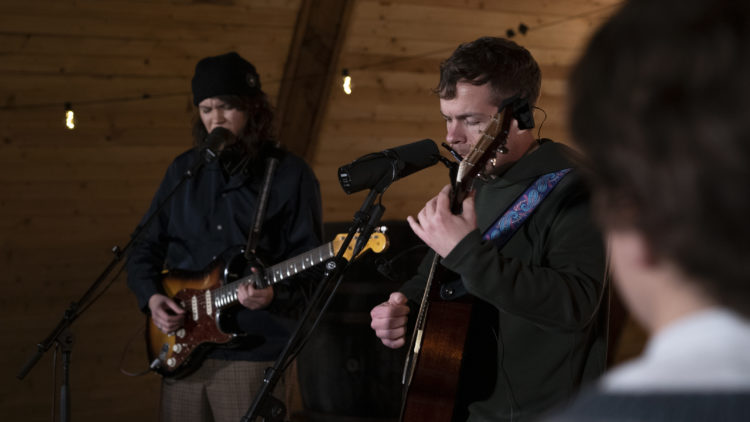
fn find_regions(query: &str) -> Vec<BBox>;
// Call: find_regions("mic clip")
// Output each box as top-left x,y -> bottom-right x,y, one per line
437,155 -> 458,172
441,142 -> 463,162
201,145 -> 221,163
438,144 -> 460,188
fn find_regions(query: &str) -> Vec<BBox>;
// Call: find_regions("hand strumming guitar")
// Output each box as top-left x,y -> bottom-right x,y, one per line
148,293 -> 186,334
370,292 -> 411,349
371,186 -> 477,350
407,184 -> 478,258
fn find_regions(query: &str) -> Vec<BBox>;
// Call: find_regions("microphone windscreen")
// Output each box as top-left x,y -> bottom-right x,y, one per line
205,127 -> 234,150
387,139 -> 440,178
202,127 -> 234,162
338,139 -> 439,194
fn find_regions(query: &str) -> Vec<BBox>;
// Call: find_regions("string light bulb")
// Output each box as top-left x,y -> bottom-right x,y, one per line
64,102 -> 76,130
342,69 -> 352,95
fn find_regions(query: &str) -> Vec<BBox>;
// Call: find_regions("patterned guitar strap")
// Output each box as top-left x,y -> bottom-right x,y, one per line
439,168 -> 572,300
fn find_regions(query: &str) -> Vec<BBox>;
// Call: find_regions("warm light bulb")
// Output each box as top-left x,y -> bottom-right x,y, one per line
342,69 -> 352,95
64,102 -> 76,130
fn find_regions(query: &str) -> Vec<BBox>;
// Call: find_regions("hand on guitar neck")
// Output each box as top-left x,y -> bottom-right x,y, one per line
236,269 -> 274,310
406,184 -> 478,258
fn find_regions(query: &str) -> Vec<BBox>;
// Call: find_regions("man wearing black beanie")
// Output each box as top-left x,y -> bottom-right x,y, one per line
127,52 -> 323,421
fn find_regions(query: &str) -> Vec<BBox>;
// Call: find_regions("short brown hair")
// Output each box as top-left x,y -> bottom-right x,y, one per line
436,36 -> 541,108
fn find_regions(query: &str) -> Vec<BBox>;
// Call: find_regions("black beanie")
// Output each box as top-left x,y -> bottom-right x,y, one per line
191,52 -> 261,105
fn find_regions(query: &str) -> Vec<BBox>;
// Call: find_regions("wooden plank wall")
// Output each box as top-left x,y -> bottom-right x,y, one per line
1,0 -> 643,421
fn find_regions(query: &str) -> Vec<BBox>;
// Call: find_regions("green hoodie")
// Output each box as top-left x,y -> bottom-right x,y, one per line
401,139 -> 608,422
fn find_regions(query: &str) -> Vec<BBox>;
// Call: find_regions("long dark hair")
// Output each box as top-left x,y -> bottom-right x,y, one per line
436,36 -> 541,108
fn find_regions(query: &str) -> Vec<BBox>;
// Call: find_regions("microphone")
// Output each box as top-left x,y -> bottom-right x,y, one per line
201,127 -> 234,163
338,139 -> 440,194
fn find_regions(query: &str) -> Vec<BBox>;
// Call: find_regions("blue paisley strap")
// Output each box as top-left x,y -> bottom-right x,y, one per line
482,168 -> 572,248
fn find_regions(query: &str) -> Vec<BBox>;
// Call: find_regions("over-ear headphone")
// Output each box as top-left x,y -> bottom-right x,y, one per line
500,95 -> 535,130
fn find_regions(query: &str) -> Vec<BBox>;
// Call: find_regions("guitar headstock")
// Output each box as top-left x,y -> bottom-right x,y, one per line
450,105 -> 515,213
455,108 -> 511,185
332,227 -> 390,261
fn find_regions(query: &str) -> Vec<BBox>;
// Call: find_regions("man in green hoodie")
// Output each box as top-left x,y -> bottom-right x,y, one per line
370,36 -> 608,421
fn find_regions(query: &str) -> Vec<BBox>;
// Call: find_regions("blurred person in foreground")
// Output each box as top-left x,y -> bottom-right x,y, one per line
545,0 -> 750,420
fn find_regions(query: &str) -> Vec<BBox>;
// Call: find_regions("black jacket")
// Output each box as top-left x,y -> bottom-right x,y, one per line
127,147 -> 323,361
402,140 -> 608,421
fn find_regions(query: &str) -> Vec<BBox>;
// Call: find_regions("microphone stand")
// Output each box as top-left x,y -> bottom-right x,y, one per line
241,183 -> 388,422
16,147 -> 220,421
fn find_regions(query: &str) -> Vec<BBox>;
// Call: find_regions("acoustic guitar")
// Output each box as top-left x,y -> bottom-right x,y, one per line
400,105 -> 515,422
147,230 -> 388,378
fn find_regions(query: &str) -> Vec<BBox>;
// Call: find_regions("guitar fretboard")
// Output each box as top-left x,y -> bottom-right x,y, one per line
211,242 -> 335,309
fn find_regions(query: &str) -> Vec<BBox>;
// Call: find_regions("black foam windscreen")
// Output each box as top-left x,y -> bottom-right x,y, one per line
338,139 -> 440,194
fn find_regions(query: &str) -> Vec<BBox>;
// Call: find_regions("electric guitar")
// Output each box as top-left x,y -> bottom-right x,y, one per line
400,105 -> 515,422
147,230 -> 388,378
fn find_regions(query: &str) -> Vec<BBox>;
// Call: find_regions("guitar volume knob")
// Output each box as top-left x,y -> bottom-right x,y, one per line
167,358 -> 176,367
176,329 -> 186,338
172,344 -> 183,353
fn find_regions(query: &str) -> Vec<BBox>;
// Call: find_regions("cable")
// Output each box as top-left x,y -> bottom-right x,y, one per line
534,106 -> 548,141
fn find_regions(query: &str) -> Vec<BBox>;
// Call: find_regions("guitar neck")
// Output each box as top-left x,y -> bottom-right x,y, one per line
449,106 -> 514,214
210,242 -> 335,309
449,183 -> 470,215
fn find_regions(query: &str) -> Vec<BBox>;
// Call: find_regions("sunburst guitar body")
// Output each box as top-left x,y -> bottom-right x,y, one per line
147,230 -> 388,378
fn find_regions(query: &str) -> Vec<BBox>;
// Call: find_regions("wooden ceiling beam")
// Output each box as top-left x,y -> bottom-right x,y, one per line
274,0 -> 354,160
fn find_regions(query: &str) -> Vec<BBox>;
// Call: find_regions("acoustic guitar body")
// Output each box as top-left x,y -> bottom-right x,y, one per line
400,104 -> 516,422
400,284 -> 474,422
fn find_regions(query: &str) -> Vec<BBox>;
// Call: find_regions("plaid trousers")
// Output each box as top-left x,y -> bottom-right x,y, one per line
160,359 -> 286,422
